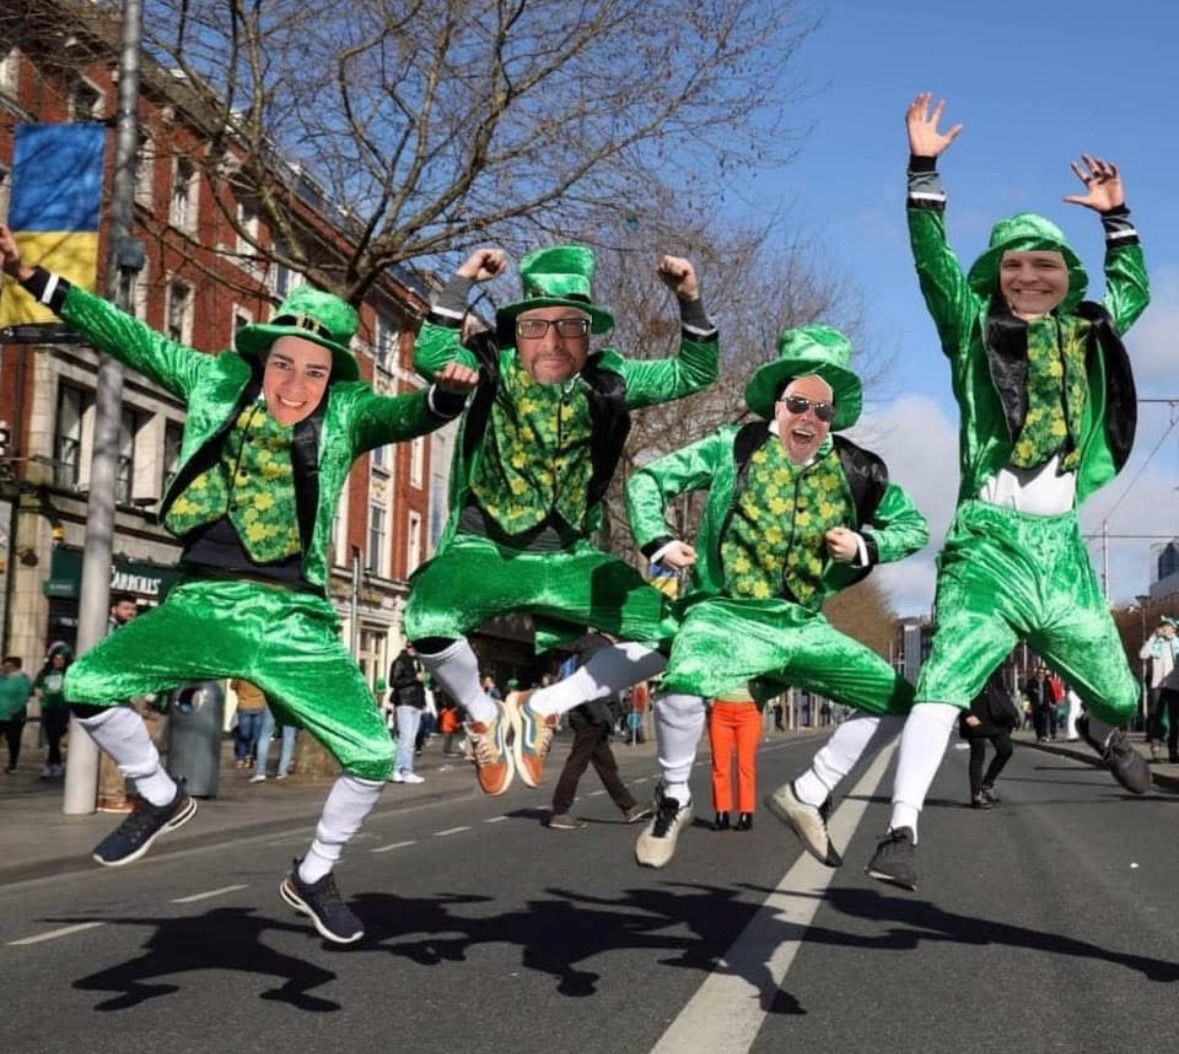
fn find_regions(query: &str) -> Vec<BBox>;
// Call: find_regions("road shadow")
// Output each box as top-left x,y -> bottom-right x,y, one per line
737,884 -> 1179,983
356,879 -> 803,1011
59,906 -> 340,1012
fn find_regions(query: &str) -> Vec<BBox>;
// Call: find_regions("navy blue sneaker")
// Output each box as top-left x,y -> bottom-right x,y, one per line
91,787 -> 197,867
1078,715 -> 1151,795
280,861 -> 365,944
865,826 -> 918,891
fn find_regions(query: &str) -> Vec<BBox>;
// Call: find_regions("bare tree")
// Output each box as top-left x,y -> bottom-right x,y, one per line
121,0 -> 817,301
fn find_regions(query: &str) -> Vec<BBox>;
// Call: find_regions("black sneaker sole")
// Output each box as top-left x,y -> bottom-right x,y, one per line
92,795 -> 198,868
279,876 -> 364,945
864,865 -> 918,892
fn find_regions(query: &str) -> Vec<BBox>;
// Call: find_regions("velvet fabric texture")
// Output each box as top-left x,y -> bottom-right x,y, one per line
915,501 -> 1138,724
66,579 -> 393,781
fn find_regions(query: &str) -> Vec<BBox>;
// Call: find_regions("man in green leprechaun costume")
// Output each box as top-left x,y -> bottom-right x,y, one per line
0,223 -> 476,944
624,324 -> 929,868
406,245 -> 717,797
865,94 -> 1152,892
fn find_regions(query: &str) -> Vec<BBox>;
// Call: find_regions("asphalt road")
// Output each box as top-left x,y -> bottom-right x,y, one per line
2,735 -> 1177,1054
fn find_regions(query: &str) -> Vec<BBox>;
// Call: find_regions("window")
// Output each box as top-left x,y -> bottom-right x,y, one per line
54,385 -> 90,489
366,502 -> 386,575
371,441 -> 388,474
0,163 -> 9,227
331,500 -> 348,568
0,46 -> 18,96
116,409 -> 147,505
409,436 -> 425,489
162,420 -> 183,495
130,258 -> 150,320
406,511 -> 423,576
236,199 -> 259,275
375,314 -> 398,372
166,279 -> 192,343
170,157 -> 197,232
268,237 -> 294,299
70,78 -> 101,121
231,305 -> 253,343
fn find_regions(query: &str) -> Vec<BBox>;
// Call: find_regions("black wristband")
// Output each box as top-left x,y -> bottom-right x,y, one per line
908,154 -> 937,173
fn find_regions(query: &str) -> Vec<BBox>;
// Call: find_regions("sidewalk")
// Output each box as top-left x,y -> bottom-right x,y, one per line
1016,729 -> 1179,793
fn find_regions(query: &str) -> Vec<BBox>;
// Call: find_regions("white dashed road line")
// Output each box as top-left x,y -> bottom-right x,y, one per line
434,826 -> 471,837
8,922 -> 106,947
371,840 -> 418,854
171,884 -> 249,904
484,816 -> 508,823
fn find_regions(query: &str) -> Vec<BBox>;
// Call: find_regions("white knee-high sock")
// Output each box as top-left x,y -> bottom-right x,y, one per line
300,775 -> 385,883
416,638 -> 496,724
530,643 -> 667,717
887,702 -> 961,841
75,706 -> 176,806
653,692 -> 706,803
794,713 -> 905,807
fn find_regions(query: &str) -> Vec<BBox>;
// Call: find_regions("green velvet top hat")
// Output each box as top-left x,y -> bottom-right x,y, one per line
236,286 -> 361,382
744,324 -> 863,430
967,213 -> 1089,313
496,245 -> 615,341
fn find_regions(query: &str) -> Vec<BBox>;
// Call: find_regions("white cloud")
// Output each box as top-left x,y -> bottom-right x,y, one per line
1124,265 -> 1179,396
846,394 -> 960,616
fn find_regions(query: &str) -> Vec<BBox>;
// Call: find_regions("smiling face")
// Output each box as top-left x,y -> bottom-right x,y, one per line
775,375 -> 834,465
514,306 -> 590,385
999,250 -> 1069,319
263,336 -> 333,426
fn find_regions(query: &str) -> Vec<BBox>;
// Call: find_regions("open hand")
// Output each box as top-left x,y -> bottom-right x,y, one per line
457,248 -> 508,283
1063,155 -> 1125,212
906,92 -> 963,157
656,256 -> 699,301
0,223 -> 30,280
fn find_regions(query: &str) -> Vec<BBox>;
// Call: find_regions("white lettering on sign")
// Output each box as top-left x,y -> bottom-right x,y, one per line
109,568 -> 162,597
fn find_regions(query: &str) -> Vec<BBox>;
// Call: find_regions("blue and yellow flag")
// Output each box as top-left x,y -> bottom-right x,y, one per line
0,123 -> 106,327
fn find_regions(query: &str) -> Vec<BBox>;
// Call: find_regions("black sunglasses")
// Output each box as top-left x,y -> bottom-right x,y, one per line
779,394 -> 835,423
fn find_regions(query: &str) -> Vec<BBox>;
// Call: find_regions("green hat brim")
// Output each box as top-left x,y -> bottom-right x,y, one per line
967,240 -> 1088,313
497,297 -> 614,338
235,324 -> 360,382
744,360 -> 862,430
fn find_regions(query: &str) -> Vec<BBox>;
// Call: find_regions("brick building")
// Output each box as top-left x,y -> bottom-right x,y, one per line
0,7 -> 453,688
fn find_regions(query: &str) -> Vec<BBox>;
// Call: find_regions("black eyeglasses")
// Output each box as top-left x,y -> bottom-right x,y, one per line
516,317 -> 591,340
780,394 -> 835,423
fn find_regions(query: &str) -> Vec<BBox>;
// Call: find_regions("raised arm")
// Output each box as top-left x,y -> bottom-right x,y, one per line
413,248 -> 506,379
1062,155 -> 1150,334
0,223 -> 208,399
347,362 -> 478,453
626,428 -> 729,562
612,256 -> 719,409
904,93 -> 979,355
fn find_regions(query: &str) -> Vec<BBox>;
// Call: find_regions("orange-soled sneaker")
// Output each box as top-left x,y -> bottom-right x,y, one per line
508,690 -> 556,788
466,702 -> 514,796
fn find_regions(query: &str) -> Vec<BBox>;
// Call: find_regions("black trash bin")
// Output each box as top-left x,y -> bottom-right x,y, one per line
166,680 -> 225,798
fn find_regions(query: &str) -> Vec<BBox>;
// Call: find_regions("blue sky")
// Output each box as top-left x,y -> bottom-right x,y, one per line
735,0 -> 1179,613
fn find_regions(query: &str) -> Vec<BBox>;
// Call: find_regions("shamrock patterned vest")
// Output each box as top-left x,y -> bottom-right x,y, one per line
1009,315 -> 1090,472
720,436 -> 852,607
469,356 -> 594,536
163,402 -> 302,562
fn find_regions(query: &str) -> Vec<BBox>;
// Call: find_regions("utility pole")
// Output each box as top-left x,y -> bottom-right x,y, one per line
64,0 -> 145,815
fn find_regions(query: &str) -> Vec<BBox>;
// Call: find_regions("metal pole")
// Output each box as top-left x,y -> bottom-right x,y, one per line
64,0 -> 144,815
349,545 -> 361,659
1102,520 -> 1110,600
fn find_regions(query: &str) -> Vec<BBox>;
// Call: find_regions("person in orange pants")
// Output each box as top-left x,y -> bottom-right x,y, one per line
707,695 -> 762,831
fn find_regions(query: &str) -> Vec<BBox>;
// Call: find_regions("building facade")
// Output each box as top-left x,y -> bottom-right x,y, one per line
0,13 -> 446,689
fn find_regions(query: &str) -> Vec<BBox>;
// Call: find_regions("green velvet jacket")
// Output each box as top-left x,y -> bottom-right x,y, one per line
907,168 -> 1150,505
627,423 -> 929,613
414,312 -> 718,547
57,285 -> 458,593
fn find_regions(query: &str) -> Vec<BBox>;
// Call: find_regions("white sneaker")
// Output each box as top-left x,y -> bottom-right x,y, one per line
765,781 -> 842,867
400,772 -> 424,784
389,772 -> 405,783
249,773 -> 267,783
276,772 -> 289,780
635,786 -> 693,869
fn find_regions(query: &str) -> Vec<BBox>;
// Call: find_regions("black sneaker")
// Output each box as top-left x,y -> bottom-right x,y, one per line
91,787 -> 197,867
635,785 -> 693,869
865,827 -> 918,891
1078,715 -> 1151,795
980,784 -> 1000,805
280,861 -> 365,944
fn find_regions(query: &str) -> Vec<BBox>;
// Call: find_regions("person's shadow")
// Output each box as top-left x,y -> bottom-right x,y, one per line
61,906 -> 340,1012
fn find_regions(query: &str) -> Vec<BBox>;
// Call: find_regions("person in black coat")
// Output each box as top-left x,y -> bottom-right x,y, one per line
960,670 -> 1021,809
389,646 -> 427,783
